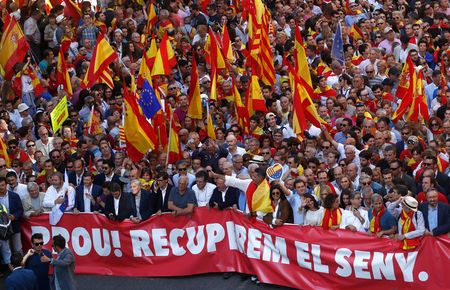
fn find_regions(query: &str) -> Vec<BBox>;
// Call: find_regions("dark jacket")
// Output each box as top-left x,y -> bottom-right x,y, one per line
104,192 -> 134,221
93,173 -> 122,187
68,171 -> 86,187
8,191 -> 23,233
419,202 -> 450,236
154,184 -> 173,213
131,190 -> 156,221
208,186 -> 239,210
263,199 -> 294,225
74,184 -> 103,212
435,173 -> 450,196
5,268 -> 38,290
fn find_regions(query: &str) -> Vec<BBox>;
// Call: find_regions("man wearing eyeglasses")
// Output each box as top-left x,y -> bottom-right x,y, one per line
422,156 -> 450,196
23,233 -> 52,290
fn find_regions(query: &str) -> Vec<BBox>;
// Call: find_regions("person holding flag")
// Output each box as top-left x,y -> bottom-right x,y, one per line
43,172 -> 75,226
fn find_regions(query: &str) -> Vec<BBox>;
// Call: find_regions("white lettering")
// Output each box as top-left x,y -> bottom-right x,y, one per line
52,226 -> 70,244
169,229 -> 186,256
152,229 -> 169,256
130,230 -> 154,257
92,229 -> 111,257
262,234 -> 289,264
395,252 -> 418,282
206,223 -> 225,253
31,226 -> 50,245
226,222 -> 237,250
372,252 -> 395,280
235,224 -> 247,254
311,244 -> 329,273
295,242 -> 312,270
186,226 -> 205,255
247,229 -> 262,259
335,248 -> 352,277
354,250 -> 371,279
71,227 -> 92,256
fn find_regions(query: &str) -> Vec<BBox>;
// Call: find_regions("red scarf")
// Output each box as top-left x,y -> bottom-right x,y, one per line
370,206 -> 385,234
321,208 -> 342,230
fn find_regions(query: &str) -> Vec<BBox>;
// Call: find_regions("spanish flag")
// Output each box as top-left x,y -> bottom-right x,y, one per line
137,37 -> 157,87
187,55 -> 202,120
350,24 -> 363,41
206,28 -> 227,71
63,0 -> 82,23
56,49 -> 73,97
0,138 -> 10,167
124,83 -> 157,162
221,25 -> 234,63
82,33 -> 118,89
232,77 -> 249,134
396,55 -> 415,100
145,2 -> 158,35
167,108 -> 181,165
246,73 -> 267,117
0,16 -> 30,79
294,24 -> 312,88
151,32 -> 177,76
246,179 -> 273,214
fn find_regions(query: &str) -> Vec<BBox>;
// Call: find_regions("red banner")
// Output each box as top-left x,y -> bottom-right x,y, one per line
21,208 -> 450,290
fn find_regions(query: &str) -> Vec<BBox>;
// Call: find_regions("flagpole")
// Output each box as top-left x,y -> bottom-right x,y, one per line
165,111 -> 173,166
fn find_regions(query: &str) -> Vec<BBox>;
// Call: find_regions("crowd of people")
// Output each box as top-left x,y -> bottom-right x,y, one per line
1,0 -> 450,288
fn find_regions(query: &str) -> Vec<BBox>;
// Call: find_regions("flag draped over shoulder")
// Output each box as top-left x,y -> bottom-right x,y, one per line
0,16 -> 30,79
56,49 -> 73,97
82,33 -> 118,89
124,83 -> 157,162
187,56 -> 203,119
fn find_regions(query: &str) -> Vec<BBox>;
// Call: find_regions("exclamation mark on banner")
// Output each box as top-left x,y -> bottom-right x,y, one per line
111,230 -> 123,257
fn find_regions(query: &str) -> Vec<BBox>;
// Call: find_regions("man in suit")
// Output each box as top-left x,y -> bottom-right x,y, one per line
6,252 -> 38,290
68,158 -> 86,187
94,159 -> 121,186
0,176 -> 23,253
209,173 -> 239,210
419,188 -> 450,236
41,234 -> 76,290
130,179 -> 155,223
104,182 -> 134,221
152,171 -> 173,213
423,155 -> 450,196
74,172 -> 102,213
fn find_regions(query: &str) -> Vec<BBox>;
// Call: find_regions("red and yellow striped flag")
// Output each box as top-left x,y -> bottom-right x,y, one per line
145,2 -> 157,35
350,24 -> 363,41
56,49 -> 73,97
151,32 -> 176,76
167,108 -> 181,165
221,25 -> 234,63
246,73 -> 267,117
294,24 -> 312,88
187,55 -> 203,119
0,138 -> 10,167
138,36 -> 157,86
82,33 -> 118,89
0,16 -> 30,79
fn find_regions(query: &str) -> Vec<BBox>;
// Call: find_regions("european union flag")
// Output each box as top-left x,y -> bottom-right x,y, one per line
331,22 -> 344,66
139,80 -> 161,119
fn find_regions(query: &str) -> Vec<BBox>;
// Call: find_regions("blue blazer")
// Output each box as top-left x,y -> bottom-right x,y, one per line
131,190 -> 157,221
74,184 -> 103,212
6,268 -> 38,290
8,191 -> 23,233
68,171 -> 86,187
419,202 -> 450,236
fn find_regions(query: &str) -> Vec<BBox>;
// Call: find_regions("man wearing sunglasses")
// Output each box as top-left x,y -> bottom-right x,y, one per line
23,233 -> 52,290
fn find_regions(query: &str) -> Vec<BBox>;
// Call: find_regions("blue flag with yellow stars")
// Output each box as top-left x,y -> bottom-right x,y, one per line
139,80 -> 161,119
331,22 -> 344,66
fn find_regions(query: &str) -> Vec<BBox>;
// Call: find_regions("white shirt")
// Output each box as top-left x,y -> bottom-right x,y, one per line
192,182 -> 216,207
83,184 -> 93,213
43,185 -> 75,211
340,208 -> 369,232
114,197 -> 120,215
7,183 -> 28,201
227,147 -> 246,161
304,207 -> 324,226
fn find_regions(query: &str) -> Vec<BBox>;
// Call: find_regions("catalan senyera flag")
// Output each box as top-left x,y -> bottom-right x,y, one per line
350,24 -> 363,41
221,25 -> 234,63
0,16 -> 30,79
187,56 -> 203,119
56,49 -> 73,97
294,24 -> 312,88
0,138 -> 10,167
151,32 -> 177,76
167,109 -> 181,165
99,69 -> 114,89
246,73 -> 267,117
137,37 -> 157,87
124,83 -> 157,162
82,33 -> 118,89
145,2 -> 157,35
396,55 -> 415,100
